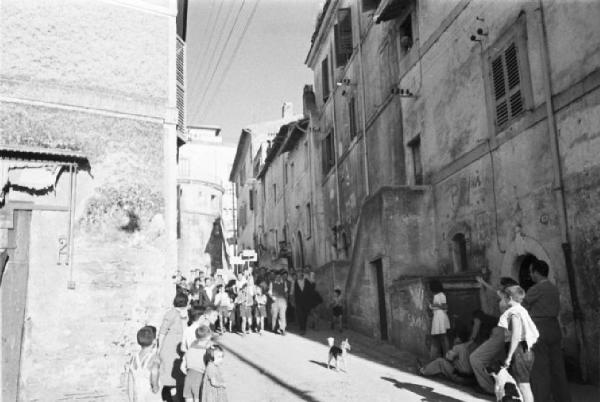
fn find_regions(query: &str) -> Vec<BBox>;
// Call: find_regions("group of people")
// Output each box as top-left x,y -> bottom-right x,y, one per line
127,264 -> 342,402
419,259 -> 571,402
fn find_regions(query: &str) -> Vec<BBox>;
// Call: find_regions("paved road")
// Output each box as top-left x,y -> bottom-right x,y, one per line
216,326 -> 492,402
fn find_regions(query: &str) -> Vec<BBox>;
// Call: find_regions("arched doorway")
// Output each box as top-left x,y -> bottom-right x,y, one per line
515,253 -> 537,291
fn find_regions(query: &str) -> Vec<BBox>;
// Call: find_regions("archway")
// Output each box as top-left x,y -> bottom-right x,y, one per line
500,230 -> 555,283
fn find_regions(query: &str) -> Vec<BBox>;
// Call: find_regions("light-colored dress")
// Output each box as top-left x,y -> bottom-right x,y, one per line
201,362 -> 228,402
158,307 -> 187,387
431,292 -> 451,335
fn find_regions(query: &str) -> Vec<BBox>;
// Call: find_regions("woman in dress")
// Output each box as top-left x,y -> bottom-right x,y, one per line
428,279 -> 451,358
158,293 -> 188,401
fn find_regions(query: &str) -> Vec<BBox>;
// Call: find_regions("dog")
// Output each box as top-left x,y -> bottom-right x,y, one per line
327,337 -> 351,371
485,362 -> 523,401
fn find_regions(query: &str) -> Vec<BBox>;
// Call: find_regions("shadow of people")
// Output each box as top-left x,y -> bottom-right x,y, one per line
381,376 -> 464,402
309,360 -> 330,370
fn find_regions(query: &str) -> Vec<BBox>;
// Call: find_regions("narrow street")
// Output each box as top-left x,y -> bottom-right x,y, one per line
218,325 -> 491,402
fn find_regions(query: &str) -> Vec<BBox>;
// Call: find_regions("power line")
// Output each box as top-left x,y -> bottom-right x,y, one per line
195,0 -> 249,118
200,0 -> 261,118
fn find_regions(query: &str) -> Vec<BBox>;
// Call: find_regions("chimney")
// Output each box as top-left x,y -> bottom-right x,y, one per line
281,102 -> 293,119
303,85 -> 317,118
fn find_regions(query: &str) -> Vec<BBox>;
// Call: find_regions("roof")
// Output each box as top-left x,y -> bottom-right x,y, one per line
280,118 -> 309,153
228,129 -> 252,182
257,117 -> 308,180
305,0 -> 337,67
0,144 -> 88,164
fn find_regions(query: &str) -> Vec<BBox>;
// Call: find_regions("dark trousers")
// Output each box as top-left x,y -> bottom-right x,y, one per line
295,303 -> 308,332
531,318 -> 571,402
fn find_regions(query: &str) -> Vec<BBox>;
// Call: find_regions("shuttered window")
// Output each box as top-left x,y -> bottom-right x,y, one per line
322,57 -> 330,102
176,37 -> 186,132
322,132 -> 335,175
349,97 -> 357,139
334,8 -> 353,67
491,42 -> 524,128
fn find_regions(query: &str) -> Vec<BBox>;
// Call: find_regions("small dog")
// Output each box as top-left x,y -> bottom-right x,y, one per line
327,337 -> 351,371
486,362 -> 523,401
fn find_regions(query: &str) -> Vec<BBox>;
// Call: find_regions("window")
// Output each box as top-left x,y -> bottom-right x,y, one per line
408,135 -> 423,185
249,189 -> 254,211
239,164 -> 246,187
304,142 -> 309,169
273,183 -> 277,202
334,8 -> 353,67
284,163 -> 288,184
398,12 -> 413,54
362,0 -> 381,12
306,203 -> 312,237
290,163 -> 295,184
322,57 -> 331,102
322,131 -> 335,175
349,97 -> 357,139
485,16 -> 530,132
452,233 -> 468,272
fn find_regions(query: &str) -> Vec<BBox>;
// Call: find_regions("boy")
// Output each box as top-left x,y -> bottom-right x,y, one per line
182,325 -> 213,402
331,289 -> 343,332
127,326 -> 160,401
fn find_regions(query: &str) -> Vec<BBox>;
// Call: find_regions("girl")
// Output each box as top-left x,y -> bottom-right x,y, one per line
428,279 -> 450,358
201,345 -> 228,402
497,286 -> 539,402
254,285 -> 267,335
330,289 -> 343,332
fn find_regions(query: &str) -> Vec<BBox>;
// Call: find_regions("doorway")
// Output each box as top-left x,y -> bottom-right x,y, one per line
516,253 -> 537,291
371,258 -> 388,341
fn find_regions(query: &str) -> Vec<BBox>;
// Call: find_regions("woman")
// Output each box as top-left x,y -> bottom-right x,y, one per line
498,286 -> 539,402
158,293 -> 189,401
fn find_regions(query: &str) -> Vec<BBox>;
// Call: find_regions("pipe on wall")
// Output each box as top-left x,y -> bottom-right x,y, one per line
536,0 -> 587,381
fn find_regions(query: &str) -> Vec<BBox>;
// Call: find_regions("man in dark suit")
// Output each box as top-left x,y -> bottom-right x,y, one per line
294,270 -> 312,335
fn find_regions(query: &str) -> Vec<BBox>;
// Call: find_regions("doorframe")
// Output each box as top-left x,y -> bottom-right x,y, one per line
369,255 -> 391,341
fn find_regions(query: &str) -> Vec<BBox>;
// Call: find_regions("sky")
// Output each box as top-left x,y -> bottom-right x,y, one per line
186,0 -> 323,145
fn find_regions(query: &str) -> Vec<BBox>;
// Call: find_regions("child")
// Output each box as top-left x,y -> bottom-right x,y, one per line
235,283 -> 254,334
254,285 -> 267,335
330,289 -> 343,332
214,285 -> 231,334
428,279 -> 450,358
201,345 -> 228,402
497,285 -> 539,402
127,326 -> 160,401
181,325 -> 213,402
182,308 -> 204,353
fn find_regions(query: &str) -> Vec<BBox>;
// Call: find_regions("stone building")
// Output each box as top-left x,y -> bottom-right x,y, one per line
229,103 -> 302,266
178,126 -> 235,276
300,0 -> 600,383
0,0 -> 188,399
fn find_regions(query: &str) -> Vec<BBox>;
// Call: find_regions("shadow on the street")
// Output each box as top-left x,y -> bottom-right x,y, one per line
220,343 -> 323,402
381,377 -> 464,402
308,359 -> 331,370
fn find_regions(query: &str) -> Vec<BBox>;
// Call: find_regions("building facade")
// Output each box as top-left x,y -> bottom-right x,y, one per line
178,126 -> 235,276
300,0 -> 600,382
0,0 -> 188,399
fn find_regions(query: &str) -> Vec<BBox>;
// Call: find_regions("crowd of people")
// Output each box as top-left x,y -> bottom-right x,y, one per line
126,264 -> 344,402
418,259 -> 571,402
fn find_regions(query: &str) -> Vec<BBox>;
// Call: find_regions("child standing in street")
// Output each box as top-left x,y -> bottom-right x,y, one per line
235,283 -> 254,334
181,325 -> 213,402
127,326 -> 160,402
254,285 -> 267,335
201,345 -> 228,402
330,289 -> 344,332
429,279 -> 451,358
214,285 -> 231,334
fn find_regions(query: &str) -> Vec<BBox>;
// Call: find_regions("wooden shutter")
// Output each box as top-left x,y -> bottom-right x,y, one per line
349,97 -> 357,138
322,58 -> 330,102
491,41 -> 524,128
335,8 -> 353,67
176,37 -> 185,131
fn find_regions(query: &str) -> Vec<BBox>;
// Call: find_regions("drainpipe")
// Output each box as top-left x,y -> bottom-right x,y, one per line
330,78 -> 343,259
536,0 -> 587,380
356,1 -> 370,196
66,164 -> 78,289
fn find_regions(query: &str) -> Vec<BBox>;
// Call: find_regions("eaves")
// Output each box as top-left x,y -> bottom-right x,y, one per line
305,0 -> 340,68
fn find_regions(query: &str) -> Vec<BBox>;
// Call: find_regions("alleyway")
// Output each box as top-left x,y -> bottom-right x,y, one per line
219,325 -> 491,402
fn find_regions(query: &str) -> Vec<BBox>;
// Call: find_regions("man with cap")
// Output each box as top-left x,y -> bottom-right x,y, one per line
269,269 -> 288,335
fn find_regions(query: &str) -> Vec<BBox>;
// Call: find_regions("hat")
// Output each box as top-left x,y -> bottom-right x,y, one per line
195,325 -> 212,341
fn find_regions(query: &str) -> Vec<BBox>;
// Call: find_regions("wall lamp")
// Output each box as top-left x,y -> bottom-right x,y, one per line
391,86 -> 417,98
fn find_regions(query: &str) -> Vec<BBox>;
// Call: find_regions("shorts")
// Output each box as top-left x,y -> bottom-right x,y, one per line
333,306 -> 343,317
182,369 -> 203,398
240,305 -> 253,318
510,342 -> 534,383
218,305 -> 229,315
255,305 -> 267,318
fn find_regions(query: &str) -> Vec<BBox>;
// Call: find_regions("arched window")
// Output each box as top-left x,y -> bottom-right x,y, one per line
452,233 -> 468,272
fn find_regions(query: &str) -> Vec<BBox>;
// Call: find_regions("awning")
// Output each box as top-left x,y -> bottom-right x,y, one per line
0,144 -> 88,163
373,0 -> 412,24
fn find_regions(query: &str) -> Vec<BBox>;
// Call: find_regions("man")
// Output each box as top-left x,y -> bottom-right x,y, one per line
524,259 -> 571,402
419,329 -> 475,384
294,270 -> 313,335
269,270 -> 288,335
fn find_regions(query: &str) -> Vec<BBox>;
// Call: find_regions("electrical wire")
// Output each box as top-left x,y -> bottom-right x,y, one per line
195,0 -> 250,118
198,0 -> 261,118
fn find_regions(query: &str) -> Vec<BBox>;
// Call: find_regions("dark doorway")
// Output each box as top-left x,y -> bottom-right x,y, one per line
372,259 -> 388,341
518,254 -> 537,291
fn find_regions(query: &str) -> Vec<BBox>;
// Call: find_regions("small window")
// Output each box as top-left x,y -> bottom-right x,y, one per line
408,135 -> 423,185
322,57 -> 331,102
398,13 -> 413,54
306,203 -> 312,237
322,131 -> 335,175
452,233 -> 468,272
284,163 -> 288,184
249,189 -> 254,211
273,183 -> 277,202
334,8 -> 353,67
349,97 -> 358,139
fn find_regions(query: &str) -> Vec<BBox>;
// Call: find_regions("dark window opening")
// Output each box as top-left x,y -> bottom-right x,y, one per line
398,13 -> 413,53
249,189 -> 254,211
349,97 -> 358,139
362,0 -> 381,12
322,57 -> 331,102
334,8 -> 353,67
322,132 -> 335,175
306,203 -> 312,237
408,135 -> 423,185
452,233 -> 468,272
